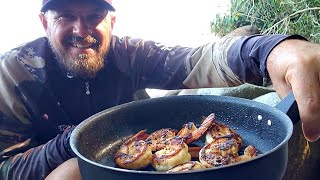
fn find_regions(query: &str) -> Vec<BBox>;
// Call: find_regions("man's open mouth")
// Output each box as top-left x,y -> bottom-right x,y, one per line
70,43 -> 96,49
66,35 -> 99,49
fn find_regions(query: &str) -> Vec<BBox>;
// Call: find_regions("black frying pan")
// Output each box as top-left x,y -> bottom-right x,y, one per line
70,92 -> 299,180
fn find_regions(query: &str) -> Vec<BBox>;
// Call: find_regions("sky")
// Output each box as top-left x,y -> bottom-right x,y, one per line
0,0 -> 230,53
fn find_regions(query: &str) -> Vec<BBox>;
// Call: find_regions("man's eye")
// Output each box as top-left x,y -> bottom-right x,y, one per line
90,14 -> 102,20
88,14 -> 105,22
59,14 -> 75,21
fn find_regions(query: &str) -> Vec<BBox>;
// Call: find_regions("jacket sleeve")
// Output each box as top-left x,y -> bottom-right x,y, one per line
110,35 -> 308,90
0,48 -> 75,180
227,34 -> 307,86
109,35 -> 244,90
182,34 -> 305,88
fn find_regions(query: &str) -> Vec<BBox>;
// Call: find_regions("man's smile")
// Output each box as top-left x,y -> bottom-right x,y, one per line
70,42 -> 96,49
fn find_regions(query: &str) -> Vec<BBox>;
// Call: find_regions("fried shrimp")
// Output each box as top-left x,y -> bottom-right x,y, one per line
114,113 -> 258,172
167,161 -> 205,172
234,145 -> 257,162
205,120 -> 242,149
151,137 -> 191,171
145,128 -> 178,151
199,138 -> 239,168
177,113 -> 215,144
114,130 -> 152,170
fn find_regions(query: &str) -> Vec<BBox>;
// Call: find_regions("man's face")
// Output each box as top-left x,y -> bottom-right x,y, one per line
39,1 -> 115,79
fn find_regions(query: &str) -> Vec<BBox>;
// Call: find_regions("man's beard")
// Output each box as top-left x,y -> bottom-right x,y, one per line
49,34 -> 110,79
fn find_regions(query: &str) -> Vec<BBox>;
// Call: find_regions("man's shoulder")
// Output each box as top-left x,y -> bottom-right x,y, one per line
0,37 -> 51,83
2,37 -> 50,59
1,37 -> 51,65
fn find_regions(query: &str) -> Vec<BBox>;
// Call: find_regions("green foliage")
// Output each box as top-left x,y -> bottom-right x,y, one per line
211,0 -> 320,43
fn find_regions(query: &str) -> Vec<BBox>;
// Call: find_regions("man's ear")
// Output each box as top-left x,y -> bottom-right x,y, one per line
39,12 -> 48,31
110,14 -> 116,29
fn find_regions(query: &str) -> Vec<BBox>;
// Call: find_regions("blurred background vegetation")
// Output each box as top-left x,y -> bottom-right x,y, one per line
211,0 -> 320,43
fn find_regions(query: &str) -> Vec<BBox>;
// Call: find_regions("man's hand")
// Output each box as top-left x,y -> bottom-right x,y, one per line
267,39 -> 320,142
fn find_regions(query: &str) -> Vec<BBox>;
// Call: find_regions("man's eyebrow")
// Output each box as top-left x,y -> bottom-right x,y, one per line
95,8 -> 110,13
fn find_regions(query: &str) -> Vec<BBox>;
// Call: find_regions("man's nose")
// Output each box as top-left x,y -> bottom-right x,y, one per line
72,17 -> 92,37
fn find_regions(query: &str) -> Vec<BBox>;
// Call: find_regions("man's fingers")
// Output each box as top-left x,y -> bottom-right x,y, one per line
272,80 -> 291,99
267,39 -> 320,142
290,72 -> 320,142
302,123 -> 320,142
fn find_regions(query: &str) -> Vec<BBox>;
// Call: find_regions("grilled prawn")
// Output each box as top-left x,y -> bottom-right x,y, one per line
145,128 -> 178,151
234,145 -> 257,162
199,137 -> 239,168
167,161 -> 205,172
177,113 -> 215,144
114,130 -> 152,170
205,120 -> 242,149
151,137 -> 191,171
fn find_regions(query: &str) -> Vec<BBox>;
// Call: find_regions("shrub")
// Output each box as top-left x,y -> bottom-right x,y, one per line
211,0 -> 320,43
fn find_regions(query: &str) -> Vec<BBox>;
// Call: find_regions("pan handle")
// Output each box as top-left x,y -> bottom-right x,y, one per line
275,91 -> 300,125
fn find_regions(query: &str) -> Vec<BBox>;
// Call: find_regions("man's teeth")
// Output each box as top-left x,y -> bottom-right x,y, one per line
72,43 -> 93,48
